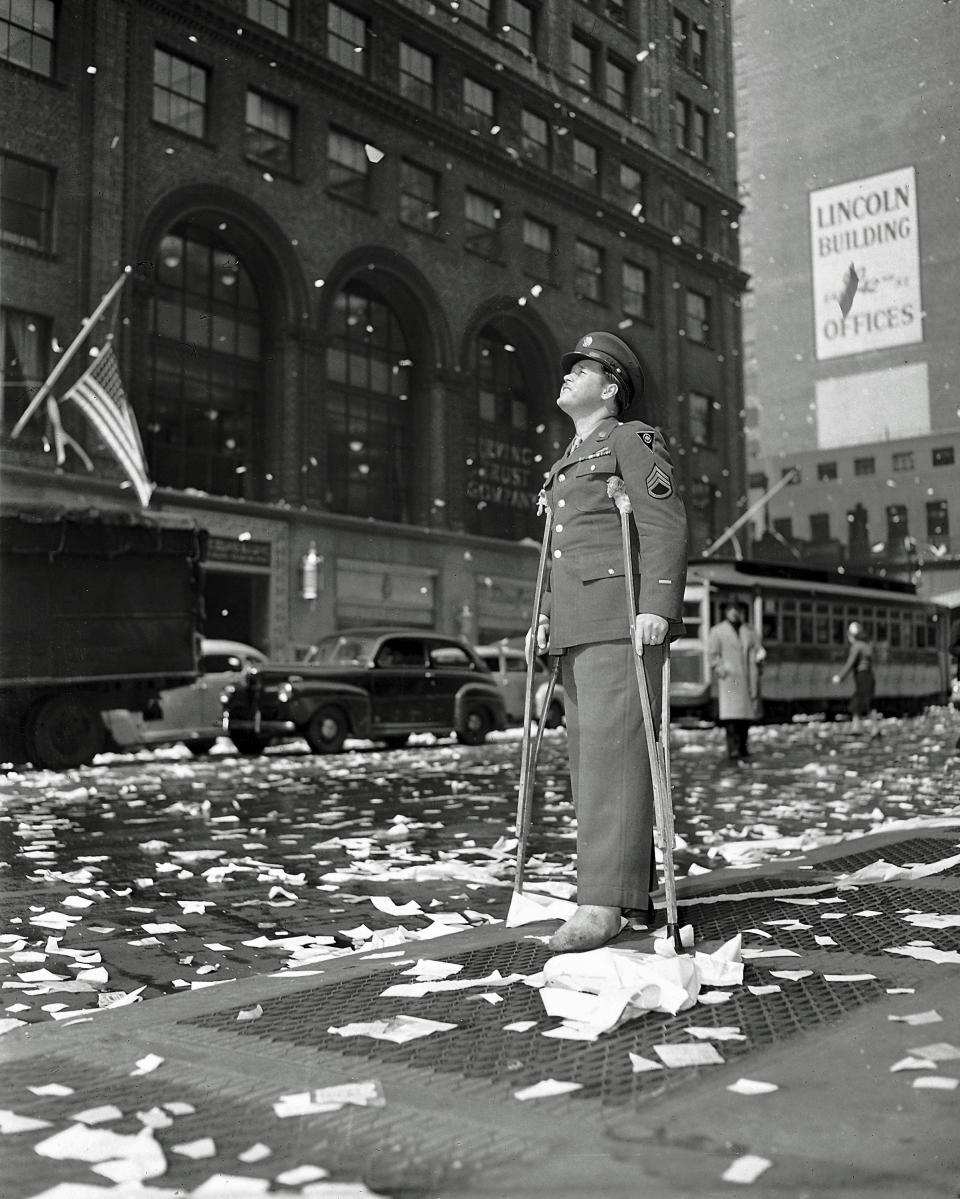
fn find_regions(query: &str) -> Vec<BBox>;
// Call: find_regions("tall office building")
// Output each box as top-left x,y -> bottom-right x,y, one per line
734,0 -> 960,597
2,0 -> 745,651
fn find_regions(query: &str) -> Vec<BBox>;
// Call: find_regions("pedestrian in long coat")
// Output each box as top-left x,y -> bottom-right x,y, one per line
707,601 -> 765,760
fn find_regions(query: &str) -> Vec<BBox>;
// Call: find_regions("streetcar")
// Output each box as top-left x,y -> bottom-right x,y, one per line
670,559 -> 952,722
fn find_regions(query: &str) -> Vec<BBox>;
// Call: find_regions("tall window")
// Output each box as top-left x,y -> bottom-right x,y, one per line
570,33 -> 594,91
688,391 -> 712,446
619,162 -> 644,215
682,199 -> 705,243
676,95 -> 709,159
605,57 -> 629,113
817,461 -> 838,481
854,456 -> 875,476
462,77 -> 495,128
153,49 -> 208,139
1,154 -> 54,251
932,446 -> 955,467
572,137 -> 599,189
1,0 -> 55,75
327,3 -> 367,75
327,129 -> 369,203
688,479 -> 716,549
927,500 -> 949,546
502,0 -> 535,54
147,223 -> 262,498
399,42 -> 435,109
886,504 -> 909,544
674,10 -> 705,74
323,283 -> 413,521
467,330 -> 540,540
684,289 -> 710,343
523,215 -> 554,256
246,0 -> 290,35
399,160 -> 439,232
892,450 -> 914,471
575,239 -> 604,301
1,308 -> 49,433
521,109 -> 549,168
245,90 -> 294,174
465,189 -> 501,258
622,261 -> 649,320
810,513 -> 831,542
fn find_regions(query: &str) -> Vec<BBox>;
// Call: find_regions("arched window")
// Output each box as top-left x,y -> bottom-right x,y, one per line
146,222 -> 263,498
465,326 -> 553,540
323,281 -> 413,521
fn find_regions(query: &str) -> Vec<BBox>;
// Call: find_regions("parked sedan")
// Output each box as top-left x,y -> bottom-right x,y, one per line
223,628 -> 507,754
474,644 -> 565,728
102,638 -> 267,755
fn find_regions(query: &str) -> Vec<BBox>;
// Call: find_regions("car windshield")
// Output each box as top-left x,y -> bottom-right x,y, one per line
305,634 -> 378,665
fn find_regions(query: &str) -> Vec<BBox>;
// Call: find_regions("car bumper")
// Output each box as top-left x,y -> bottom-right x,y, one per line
226,716 -> 297,736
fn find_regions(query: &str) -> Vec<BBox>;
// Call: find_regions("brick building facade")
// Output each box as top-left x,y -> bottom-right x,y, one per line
2,0 -> 746,653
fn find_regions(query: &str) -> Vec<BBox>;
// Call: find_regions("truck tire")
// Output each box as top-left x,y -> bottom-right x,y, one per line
27,696 -> 106,770
230,732 -> 268,756
455,704 -> 492,746
304,705 -> 348,754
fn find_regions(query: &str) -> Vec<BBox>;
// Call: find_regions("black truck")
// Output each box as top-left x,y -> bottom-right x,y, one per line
0,507 -> 205,770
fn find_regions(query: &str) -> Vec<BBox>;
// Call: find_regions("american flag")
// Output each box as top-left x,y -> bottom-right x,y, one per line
61,342 -> 154,506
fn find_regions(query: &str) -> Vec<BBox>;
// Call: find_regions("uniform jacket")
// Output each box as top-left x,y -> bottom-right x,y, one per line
707,619 -> 765,721
538,416 -> 688,652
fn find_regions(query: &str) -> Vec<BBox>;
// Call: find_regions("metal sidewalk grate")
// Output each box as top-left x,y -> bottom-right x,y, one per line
813,836 -> 960,875
185,940 -> 889,1108
0,1051 -> 541,1199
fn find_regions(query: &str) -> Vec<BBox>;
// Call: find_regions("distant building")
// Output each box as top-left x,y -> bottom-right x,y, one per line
734,0 -> 960,597
2,0 -> 746,652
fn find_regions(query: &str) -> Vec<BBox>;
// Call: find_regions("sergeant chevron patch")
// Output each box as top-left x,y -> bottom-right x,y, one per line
646,463 -> 673,499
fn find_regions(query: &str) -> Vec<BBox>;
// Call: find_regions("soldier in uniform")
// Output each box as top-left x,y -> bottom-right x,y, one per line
531,332 -> 688,953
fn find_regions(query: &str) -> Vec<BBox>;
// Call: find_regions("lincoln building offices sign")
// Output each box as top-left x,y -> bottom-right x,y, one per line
809,165 -> 923,361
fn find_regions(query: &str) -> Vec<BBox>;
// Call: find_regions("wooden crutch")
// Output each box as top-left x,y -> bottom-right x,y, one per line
607,476 -> 685,953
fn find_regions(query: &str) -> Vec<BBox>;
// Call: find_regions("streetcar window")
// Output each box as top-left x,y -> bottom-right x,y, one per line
762,598 -> 778,642
799,601 -> 813,643
875,617 -> 888,642
927,615 -> 939,646
901,615 -> 914,648
814,603 -> 830,644
889,614 -> 901,648
781,601 -> 797,643
682,599 -> 702,637
914,614 -> 926,649
831,611 -> 846,643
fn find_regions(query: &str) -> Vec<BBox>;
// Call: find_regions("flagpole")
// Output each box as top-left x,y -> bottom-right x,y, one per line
10,266 -> 131,440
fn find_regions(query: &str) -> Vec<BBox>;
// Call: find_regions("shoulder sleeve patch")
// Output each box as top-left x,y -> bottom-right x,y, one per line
646,463 -> 674,499
637,430 -> 655,448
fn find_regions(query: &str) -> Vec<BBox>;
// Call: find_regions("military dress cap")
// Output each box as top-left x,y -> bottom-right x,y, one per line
561,331 -> 645,410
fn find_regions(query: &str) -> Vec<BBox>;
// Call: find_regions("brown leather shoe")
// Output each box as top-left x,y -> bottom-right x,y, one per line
548,904 -> 621,953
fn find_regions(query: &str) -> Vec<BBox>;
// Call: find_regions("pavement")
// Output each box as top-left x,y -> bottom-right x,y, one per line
2,823 -> 960,1199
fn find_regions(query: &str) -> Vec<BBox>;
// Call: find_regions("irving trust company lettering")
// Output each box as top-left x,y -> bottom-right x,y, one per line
466,437 -> 536,510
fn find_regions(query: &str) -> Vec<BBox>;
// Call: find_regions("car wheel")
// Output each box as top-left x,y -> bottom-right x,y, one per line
455,704 -> 492,746
381,734 -> 410,749
186,738 -> 217,757
230,732 -> 268,756
542,699 -> 564,729
304,705 -> 348,754
26,695 -> 106,770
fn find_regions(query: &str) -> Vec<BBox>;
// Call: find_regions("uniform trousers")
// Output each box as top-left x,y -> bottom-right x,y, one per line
560,639 -> 663,911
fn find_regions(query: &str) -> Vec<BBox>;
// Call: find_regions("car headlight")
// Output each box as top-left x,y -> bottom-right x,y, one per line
277,682 -> 294,704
